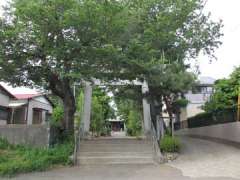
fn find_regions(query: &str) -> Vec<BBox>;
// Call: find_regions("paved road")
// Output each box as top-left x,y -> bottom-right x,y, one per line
169,136 -> 240,179
2,136 -> 240,180
3,164 -> 238,180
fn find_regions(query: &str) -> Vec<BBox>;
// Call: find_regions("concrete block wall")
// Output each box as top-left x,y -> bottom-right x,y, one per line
177,122 -> 240,144
0,124 -> 50,148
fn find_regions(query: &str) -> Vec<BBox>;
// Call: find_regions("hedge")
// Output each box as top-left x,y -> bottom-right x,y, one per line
187,108 -> 237,128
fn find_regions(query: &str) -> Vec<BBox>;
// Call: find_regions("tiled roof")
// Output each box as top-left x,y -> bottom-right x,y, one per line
13,94 -> 41,100
0,84 -> 16,98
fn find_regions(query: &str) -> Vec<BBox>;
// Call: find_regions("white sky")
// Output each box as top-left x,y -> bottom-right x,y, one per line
0,0 -> 240,80
195,0 -> 240,79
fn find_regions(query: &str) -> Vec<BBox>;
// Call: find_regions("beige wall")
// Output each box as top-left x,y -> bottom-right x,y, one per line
177,122 -> 240,143
186,103 -> 204,118
179,103 -> 205,123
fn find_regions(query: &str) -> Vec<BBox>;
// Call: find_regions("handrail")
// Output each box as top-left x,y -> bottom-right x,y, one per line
151,120 -> 163,163
73,122 -> 84,165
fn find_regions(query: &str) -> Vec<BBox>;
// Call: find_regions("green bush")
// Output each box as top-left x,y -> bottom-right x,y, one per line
51,105 -> 64,127
160,135 -> 181,153
0,138 -> 13,149
0,138 -> 73,177
126,110 -> 142,137
187,109 -> 237,128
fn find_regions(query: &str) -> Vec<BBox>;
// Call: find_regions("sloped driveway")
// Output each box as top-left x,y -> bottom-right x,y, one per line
169,136 -> 240,179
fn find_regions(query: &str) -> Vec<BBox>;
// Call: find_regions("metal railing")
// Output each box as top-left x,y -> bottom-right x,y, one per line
73,122 -> 84,165
151,118 -> 163,163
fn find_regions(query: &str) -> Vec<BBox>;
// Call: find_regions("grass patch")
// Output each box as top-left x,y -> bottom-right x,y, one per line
160,135 -> 181,153
0,138 -> 73,177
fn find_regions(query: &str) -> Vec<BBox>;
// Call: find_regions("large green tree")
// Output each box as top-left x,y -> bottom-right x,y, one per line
120,0 -> 222,127
0,0 -> 223,134
0,0 -> 129,133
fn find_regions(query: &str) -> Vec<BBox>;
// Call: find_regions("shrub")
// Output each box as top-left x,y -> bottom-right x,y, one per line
0,138 -> 12,149
51,105 -> 64,127
0,138 -> 73,177
187,108 -> 237,128
126,110 -> 142,136
160,135 -> 181,153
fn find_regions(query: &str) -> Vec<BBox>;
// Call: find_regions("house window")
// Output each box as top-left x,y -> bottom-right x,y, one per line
13,107 -> 26,124
33,108 -> 43,124
46,112 -> 52,122
192,86 -> 202,94
0,107 -> 9,120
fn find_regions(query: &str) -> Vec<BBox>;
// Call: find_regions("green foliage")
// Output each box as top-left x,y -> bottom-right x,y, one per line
204,67 -> 240,112
90,88 -> 113,136
127,110 -> 142,136
91,96 -> 104,136
115,94 -> 143,137
51,105 -> 64,127
0,138 -> 73,177
75,90 -> 84,127
0,138 -> 12,150
160,135 -> 181,153
0,0 -> 131,133
173,99 -> 189,108
0,0 -> 223,134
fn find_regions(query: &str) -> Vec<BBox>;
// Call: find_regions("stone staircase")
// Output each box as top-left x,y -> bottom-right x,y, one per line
77,137 -> 155,165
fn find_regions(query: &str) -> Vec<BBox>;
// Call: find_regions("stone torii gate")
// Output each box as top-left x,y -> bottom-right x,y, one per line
76,80 -> 152,135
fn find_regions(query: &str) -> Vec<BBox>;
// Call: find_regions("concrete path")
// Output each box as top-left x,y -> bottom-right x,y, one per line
169,136 -> 240,179
2,164 -> 238,180
2,136 -> 240,180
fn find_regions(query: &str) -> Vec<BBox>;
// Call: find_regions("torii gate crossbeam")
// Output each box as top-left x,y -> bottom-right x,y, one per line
75,80 -> 151,136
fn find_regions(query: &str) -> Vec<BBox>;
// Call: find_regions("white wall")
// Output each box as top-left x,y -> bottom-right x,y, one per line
177,122 -> 240,144
0,92 -> 10,124
0,93 -> 10,107
27,97 -> 53,125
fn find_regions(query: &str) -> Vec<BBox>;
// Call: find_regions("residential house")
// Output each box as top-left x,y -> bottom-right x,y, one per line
178,76 -> 215,128
0,84 -> 53,125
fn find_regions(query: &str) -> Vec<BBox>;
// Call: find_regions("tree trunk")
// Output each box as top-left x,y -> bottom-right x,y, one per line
62,87 -> 76,135
163,96 -> 174,137
49,74 -> 76,135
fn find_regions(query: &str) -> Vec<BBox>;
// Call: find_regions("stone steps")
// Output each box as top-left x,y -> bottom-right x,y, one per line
79,151 -> 153,157
78,156 -> 154,165
78,138 -> 154,165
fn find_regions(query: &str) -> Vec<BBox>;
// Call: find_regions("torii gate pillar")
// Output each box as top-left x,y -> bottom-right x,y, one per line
82,82 -> 92,134
142,80 -> 151,135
